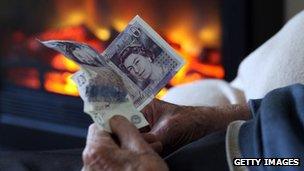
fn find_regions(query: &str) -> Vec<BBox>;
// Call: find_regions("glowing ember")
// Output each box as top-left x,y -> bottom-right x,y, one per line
44,72 -> 78,96
51,54 -> 80,72
156,88 -> 168,99
94,28 -> 111,41
40,26 -> 86,41
8,68 -> 41,89
46,54 -> 80,95
112,19 -> 128,32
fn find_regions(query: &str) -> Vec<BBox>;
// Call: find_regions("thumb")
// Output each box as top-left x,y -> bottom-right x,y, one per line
140,98 -> 165,125
110,115 -> 153,153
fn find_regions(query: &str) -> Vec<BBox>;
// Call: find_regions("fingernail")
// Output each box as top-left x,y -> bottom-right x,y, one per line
112,115 -> 123,120
110,115 -> 126,124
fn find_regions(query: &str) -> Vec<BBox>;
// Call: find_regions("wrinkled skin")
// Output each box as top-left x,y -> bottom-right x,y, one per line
141,99 -> 250,153
141,99 -> 210,153
82,116 -> 168,171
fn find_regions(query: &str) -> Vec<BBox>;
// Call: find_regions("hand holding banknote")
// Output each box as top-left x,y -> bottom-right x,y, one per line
82,116 -> 168,171
40,15 -> 184,132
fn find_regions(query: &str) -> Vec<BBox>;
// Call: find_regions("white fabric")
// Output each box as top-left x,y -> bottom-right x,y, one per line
163,79 -> 245,106
163,10 -> 304,106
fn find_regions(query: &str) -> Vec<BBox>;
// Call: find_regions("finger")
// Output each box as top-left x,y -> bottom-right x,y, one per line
142,133 -> 158,143
140,98 -> 163,125
139,125 -> 151,133
141,99 -> 177,126
149,141 -> 163,154
110,115 -> 152,152
83,124 -> 118,166
140,99 -> 156,124
140,98 -> 160,113
86,123 -> 118,149
142,133 -> 163,153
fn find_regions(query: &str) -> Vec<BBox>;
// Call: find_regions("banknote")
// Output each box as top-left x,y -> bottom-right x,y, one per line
40,40 -> 107,66
72,66 -> 148,132
102,15 -> 184,110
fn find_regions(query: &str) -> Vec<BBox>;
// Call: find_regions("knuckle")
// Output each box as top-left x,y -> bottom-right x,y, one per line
162,116 -> 174,126
82,151 -> 92,165
82,147 -> 101,165
156,118 -> 170,130
88,123 -> 97,133
160,116 -> 179,131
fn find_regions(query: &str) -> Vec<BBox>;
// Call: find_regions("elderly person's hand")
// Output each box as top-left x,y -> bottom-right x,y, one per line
141,99 -> 250,153
82,116 -> 168,171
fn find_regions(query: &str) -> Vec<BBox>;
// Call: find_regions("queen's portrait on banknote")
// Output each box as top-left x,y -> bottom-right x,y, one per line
102,16 -> 184,108
115,44 -> 167,90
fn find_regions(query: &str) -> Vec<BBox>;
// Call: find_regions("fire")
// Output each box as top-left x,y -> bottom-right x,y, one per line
167,27 -> 202,57
46,54 -> 81,96
112,19 -> 128,32
15,0 -> 224,98
8,68 -> 41,89
94,28 -> 111,41
63,11 -> 86,26
199,26 -> 221,47
44,72 -> 78,96
52,54 -> 80,72
156,88 -> 168,99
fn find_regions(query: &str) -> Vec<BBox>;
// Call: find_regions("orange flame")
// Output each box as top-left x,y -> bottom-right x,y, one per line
156,88 -> 168,99
33,0 -> 224,97
51,54 -> 80,72
44,72 -> 78,96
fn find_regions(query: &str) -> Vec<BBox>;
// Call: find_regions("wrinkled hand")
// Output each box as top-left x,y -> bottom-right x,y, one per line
141,99 -> 250,154
141,99 -> 211,153
82,115 -> 168,171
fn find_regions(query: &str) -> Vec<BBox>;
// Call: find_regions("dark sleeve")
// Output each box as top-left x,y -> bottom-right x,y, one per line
239,84 -> 304,170
248,99 -> 262,118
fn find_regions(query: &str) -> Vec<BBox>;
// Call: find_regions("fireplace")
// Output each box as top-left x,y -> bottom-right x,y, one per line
0,0 -> 283,150
1,0 -> 225,97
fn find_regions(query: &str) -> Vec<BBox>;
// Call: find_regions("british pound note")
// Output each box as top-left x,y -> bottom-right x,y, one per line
41,40 -> 106,66
72,66 -> 148,132
102,15 -> 184,110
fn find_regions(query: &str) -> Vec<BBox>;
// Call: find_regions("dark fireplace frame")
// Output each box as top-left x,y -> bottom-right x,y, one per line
222,0 -> 284,81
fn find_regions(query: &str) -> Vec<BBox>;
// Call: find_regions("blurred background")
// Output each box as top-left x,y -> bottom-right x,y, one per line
0,0 -> 303,150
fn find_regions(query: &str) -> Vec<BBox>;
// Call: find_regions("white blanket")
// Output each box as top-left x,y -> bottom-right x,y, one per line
163,10 -> 304,106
